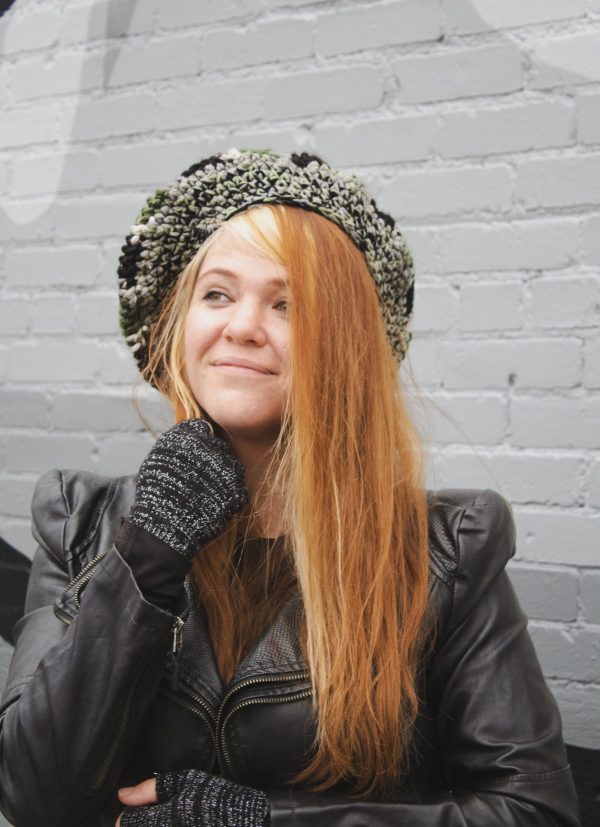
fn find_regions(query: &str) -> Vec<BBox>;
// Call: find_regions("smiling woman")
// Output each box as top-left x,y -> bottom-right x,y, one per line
0,150 -> 579,827
183,220 -> 291,449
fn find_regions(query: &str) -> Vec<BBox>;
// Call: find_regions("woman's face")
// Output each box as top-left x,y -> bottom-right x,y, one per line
183,228 -> 290,444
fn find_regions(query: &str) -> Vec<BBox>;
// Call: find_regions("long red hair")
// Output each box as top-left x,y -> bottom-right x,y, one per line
142,203 -> 430,798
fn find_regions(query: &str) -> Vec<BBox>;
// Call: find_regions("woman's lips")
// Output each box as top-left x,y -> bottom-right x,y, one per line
212,364 -> 273,376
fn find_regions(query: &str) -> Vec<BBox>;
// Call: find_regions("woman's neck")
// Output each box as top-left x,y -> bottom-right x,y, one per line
221,429 -> 286,540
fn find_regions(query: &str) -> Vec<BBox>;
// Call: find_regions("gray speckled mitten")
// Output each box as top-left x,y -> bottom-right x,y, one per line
120,769 -> 270,827
128,419 -> 249,559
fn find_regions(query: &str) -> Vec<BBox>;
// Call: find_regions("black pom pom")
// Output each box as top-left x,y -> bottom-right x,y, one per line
405,283 -> 414,316
371,200 -> 396,230
181,155 -> 224,178
117,234 -> 141,289
290,152 -> 327,169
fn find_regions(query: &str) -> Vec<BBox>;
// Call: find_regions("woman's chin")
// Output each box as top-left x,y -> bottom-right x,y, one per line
201,411 -> 282,442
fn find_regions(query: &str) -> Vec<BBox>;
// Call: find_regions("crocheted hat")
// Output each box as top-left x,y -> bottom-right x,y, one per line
118,148 -> 415,375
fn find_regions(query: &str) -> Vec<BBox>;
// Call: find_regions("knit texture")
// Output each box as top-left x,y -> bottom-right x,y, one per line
118,148 -> 414,380
128,418 -> 248,559
120,769 -> 269,827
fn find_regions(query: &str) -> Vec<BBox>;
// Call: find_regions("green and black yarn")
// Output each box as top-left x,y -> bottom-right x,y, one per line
118,148 -> 415,378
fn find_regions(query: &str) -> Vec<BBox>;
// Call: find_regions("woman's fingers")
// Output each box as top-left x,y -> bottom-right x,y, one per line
118,777 -> 158,806
116,780 -> 163,827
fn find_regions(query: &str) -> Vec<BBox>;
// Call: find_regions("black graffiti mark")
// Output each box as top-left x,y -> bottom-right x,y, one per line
0,0 -> 17,19
0,0 -> 140,651
0,536 -> 31,646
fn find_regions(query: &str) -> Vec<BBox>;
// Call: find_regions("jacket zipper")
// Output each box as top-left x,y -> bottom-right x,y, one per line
90,615 -> 184,791
159,683 -> 217,741
53,549 -> 111,625
164,674 -> 216,729
74,550 -> 110,608
218,687 -> 313,777
170,615 -> 185,691
161,668 -> 312,778
214,672 -> 311,778
54,605 -> 73,625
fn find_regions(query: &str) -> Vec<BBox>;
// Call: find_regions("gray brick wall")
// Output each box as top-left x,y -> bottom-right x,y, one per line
1,5 -> 599,812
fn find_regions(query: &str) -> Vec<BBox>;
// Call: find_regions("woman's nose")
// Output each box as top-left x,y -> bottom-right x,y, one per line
223,300 -> 267,346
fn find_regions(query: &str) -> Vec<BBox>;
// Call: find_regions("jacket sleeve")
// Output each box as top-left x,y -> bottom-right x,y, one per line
268,489 -> 580,827
0,469 -> 185,827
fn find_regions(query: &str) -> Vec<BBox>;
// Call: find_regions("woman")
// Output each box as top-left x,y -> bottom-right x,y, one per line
0,150 -> 579,827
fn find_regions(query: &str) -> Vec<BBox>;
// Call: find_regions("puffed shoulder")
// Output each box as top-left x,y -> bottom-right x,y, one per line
31,468 -> 138,571
441,488 -> 516,632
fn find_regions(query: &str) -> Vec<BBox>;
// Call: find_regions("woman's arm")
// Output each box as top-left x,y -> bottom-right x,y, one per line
0,469 -> 183,827
0,420 -> 248,827
267,491 -> 580,827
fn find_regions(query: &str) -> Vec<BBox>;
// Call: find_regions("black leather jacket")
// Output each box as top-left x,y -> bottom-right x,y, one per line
0,469 -> 580,827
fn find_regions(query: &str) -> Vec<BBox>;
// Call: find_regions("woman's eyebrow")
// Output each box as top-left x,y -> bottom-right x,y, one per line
197,267 -> 288,289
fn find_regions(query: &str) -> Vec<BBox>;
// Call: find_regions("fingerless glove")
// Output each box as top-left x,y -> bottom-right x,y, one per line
129,419 -> 249,559
120,769 -> 270,827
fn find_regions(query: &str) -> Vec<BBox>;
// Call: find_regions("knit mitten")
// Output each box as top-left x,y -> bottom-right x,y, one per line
120,769 -> 270,827
128,419 -> 248,559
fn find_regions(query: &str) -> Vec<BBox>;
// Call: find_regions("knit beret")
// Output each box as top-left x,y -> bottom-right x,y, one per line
118,148 -> 414,375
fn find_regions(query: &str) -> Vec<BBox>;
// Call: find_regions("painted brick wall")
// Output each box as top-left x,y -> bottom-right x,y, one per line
1,0 -> 599,778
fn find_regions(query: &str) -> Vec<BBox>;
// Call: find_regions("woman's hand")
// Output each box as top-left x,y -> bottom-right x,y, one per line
115,779 -> 157,826
128,418 -> 249,559
115,768 -> 269,826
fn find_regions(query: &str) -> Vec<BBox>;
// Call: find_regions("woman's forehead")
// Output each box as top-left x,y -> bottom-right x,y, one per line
198,232 -> 288,284
196,264 -> 288,292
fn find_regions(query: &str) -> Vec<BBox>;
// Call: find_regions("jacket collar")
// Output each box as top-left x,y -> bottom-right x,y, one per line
174,580 -> 307,706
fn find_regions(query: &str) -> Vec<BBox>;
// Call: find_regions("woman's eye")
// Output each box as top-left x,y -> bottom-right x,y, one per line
201,291 -> 288,312
203,290 -> 228,303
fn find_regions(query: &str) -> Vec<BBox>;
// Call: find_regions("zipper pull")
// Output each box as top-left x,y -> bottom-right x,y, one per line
171,615 -> 184,692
